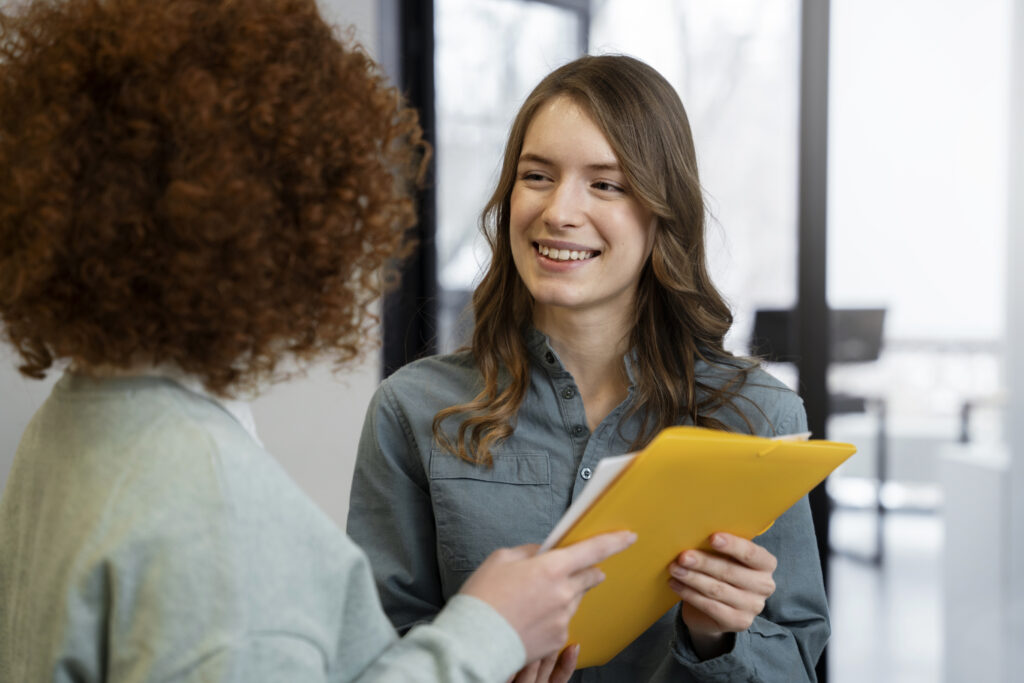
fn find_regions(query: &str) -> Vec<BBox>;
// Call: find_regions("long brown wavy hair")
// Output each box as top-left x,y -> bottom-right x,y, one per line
433,55 -> 758,465
0,0 -> 425,396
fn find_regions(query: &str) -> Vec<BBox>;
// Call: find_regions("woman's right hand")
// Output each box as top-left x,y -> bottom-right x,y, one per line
459,530 -> 636,663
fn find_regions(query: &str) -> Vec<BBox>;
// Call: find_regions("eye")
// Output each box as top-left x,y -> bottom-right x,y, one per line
518,171 -> 551,183
592,180 -> 626,194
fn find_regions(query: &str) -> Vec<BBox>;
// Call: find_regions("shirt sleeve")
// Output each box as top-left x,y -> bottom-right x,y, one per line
347,382 -> 448,632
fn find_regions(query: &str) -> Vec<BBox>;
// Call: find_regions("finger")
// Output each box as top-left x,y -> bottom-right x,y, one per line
494,544 -> 542,563
518,543 -> 542,556
513,660 -> 540,683
534,651 -> 558,682
670,580 -> 756,632
569,565 -> 606,594
566,588 -> 586,618
673,551 -> 775,596
550,644 -> 580,683
670,567 -> 748,610
669,565 -> 767,616
707,533 -> 777,572
552,530 -> 637,572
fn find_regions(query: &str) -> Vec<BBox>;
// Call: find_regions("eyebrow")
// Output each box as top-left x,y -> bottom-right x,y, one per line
518,152 -> 621,173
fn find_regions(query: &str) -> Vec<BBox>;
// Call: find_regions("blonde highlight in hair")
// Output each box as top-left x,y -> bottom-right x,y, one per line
433,55 -> 756,465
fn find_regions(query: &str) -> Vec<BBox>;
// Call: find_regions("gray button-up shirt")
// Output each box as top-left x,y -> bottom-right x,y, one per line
348,329 -> 829,681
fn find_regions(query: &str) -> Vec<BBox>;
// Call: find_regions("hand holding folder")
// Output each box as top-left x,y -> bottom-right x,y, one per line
539,426 -> 856,668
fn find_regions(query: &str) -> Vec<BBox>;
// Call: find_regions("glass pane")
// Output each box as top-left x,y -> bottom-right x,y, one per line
826,0 -> 1011,679
434,0 -> 582,350
590,0 -> 801,386
827,0 -> 1010,519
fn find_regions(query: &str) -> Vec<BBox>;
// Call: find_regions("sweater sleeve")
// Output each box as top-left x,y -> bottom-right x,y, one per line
349,592 -> 526,682
125,527 -> 525,683
333,529 -> 524,682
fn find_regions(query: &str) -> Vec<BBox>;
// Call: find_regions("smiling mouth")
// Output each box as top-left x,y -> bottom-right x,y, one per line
535,243 -> 600,262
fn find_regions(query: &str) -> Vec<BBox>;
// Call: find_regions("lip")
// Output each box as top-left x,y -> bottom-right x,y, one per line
532,240 -> 600,270
534,239 -> 601,253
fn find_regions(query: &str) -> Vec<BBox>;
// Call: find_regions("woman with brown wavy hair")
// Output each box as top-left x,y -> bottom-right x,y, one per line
349,55 -> 829,681
0,2 -> 636,680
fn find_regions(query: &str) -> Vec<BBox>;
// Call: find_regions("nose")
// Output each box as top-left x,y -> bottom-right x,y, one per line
541,180 -> 585,229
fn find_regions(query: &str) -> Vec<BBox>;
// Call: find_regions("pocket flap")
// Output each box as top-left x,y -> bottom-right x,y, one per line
428,450 -> 550,485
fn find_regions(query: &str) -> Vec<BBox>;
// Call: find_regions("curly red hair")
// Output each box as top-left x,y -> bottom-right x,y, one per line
0,0 -> 424,395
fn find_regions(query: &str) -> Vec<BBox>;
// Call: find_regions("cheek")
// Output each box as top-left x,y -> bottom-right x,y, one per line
509,190 -> 531,234
510,234 -> 527,269
509,221 -> 531,273
627,210 -> 657,261
610,210 -> 656,259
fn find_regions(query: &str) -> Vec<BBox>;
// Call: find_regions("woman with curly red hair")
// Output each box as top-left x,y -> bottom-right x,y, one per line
0,1 -> 633,680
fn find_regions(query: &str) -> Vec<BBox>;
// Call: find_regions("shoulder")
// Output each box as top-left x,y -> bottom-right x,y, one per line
2,376 -> 362,677
694,357 -> 807,437
107,389 -> 369,638
44,377 -> 348,560
383,350 -> 480,387
375,350 -> 483,413
105,382 -> 347,553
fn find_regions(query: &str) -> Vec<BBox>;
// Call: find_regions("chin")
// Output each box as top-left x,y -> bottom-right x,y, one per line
530,294 -> 586,311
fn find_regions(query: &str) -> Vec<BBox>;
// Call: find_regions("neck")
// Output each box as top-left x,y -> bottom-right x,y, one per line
534,306 -> 632,430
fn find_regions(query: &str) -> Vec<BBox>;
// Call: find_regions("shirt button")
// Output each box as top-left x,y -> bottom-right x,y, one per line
561,387 -> 576,400
545,351 -> 555,364
581,467 -> 593,480
572,424 -> 585,437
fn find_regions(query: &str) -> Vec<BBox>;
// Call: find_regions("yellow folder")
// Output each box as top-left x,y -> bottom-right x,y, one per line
545,426 -> 856,668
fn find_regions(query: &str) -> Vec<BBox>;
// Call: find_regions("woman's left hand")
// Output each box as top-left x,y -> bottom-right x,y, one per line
506,644 -> 580,683
667,532 -> 778,659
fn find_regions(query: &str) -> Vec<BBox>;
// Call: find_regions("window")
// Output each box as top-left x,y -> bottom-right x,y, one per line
434,0 -> 587,349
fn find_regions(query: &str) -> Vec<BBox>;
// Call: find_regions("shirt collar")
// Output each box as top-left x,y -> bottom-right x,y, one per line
161,370 -> 264,448
524,326 -> 637,391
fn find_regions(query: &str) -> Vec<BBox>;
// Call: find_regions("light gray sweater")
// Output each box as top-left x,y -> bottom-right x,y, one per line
0,372 -> 524,682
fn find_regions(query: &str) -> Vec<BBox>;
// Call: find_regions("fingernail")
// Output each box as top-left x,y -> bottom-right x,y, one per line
711,534 -> 726,549
682,553 -> 697,567
671,565 -> 688,578
626,531 -> 638,544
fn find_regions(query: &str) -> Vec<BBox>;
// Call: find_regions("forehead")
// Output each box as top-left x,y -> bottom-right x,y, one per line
520,96 -> 619,166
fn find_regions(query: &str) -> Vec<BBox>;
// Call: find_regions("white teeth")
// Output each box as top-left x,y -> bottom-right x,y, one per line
538,245 -> 595,261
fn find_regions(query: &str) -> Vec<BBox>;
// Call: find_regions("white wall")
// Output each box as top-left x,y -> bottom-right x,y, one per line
250,357 -> 379,528
0,0 -> 382,530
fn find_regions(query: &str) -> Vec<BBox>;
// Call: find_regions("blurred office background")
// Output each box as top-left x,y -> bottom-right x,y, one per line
1,1 -> 1021,681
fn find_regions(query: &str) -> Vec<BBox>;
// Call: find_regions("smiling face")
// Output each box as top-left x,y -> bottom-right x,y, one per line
509,96 -> 656,330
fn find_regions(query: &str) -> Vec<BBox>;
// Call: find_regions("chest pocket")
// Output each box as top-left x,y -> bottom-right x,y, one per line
428,450 -> 554,572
